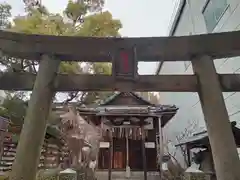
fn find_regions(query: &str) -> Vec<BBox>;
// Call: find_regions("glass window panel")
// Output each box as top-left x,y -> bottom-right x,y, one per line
203,0 -> 216,32
214,0 -> 228,21
203,0 -> 228,32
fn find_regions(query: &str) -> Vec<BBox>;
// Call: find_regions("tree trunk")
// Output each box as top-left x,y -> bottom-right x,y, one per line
9,55 -> 60,180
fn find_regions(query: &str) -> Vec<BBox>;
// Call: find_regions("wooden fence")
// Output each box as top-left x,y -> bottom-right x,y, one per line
0,132 -> 70,172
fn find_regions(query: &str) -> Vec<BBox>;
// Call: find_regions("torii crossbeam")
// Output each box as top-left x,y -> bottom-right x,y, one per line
0,30 -> 239,180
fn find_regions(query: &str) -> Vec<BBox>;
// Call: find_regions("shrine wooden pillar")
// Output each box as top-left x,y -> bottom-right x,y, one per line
125,130 -> 130,178
157,116 -> 163,179
141,124 -> 147,180
9,54 -> 60,180
108,128 -> 113,180
186,146 -> 191,167
191,55 -> 240,180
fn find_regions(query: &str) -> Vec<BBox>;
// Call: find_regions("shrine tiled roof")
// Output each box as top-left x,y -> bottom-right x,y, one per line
175,131 -> 208,147
96,104 -> 178,116
53,92 -> 178,127
98,92 -> 152,106
77,104 -> 178,127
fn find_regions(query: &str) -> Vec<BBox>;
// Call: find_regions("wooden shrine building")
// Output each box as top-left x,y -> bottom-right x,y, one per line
77,92 -> 178,180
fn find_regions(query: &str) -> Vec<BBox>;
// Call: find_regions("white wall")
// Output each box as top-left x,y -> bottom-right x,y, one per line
160,0 -> 240,165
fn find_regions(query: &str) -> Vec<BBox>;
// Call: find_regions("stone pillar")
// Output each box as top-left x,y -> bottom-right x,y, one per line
9,54 -> 60,180
191,55 -> 240,180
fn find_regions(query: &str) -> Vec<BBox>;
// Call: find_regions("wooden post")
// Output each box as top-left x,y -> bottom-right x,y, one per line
186,145 -> 191,167
126,132 -> 129,167
9,55 -> 60,180
44,139 -> 49,168
108,129 -> 113,180
191,55 -> 240,180
157,117 -> 163,179
141,126 -> 147,180
125,129 -> 130,178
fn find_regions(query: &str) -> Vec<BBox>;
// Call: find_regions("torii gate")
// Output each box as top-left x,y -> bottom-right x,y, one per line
1,30 -> 240,180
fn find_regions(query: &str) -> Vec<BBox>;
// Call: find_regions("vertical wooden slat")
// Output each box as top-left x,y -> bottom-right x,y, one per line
191,55 -> 240,180
126,130 -> 129,168
157,117 -> 163,179
141,126 -> 147,180
9,55 -> 60,180
186,145 -> 191,167
108,129 -> 113,180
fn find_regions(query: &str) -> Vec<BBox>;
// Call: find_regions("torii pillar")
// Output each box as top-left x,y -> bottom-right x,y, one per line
9,55 -> 60,180
191,55 -> 240,180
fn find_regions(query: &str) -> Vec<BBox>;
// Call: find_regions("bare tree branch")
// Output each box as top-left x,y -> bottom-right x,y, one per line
164,119 -> 199,166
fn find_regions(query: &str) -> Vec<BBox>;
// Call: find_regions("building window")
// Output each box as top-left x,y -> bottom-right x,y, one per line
202,0 -> 228,32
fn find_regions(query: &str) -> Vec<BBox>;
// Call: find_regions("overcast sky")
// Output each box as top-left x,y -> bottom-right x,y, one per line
5,0 -> 178,75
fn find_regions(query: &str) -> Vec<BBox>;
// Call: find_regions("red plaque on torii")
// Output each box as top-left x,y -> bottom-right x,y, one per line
112,48 -> 138,80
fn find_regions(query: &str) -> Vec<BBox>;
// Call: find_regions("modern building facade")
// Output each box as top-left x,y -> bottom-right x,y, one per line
156,0 -> 240,165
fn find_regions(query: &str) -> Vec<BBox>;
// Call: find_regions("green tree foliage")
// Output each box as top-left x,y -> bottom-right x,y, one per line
78,11 -> 121,37
0,92 -> 61,128
64,0 -> 87,25
0,1 -> 122,108
0,2 -> 11,29
0,1 -> 121,127
0,93 -> 27,125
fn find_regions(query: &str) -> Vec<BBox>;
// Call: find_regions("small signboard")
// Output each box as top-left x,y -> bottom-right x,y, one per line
100,142 -> 110,148
145,142 -> 155,148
